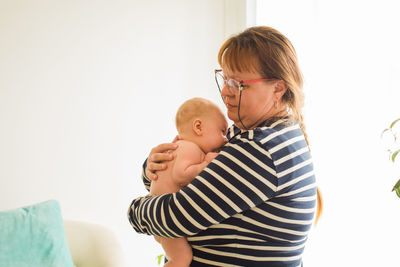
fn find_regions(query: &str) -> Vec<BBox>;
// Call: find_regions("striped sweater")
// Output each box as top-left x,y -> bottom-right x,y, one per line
128,118 -> 316,266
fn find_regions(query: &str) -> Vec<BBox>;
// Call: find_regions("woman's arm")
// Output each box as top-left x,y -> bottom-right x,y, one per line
128,139 -> 279,238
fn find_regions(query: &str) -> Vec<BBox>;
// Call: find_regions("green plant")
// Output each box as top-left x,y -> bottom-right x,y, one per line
382,118 -> 400,198
156,254 -> 165,266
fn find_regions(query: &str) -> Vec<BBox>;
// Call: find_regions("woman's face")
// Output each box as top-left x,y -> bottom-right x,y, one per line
220,68 -> 279,130
201,109 -> 228,153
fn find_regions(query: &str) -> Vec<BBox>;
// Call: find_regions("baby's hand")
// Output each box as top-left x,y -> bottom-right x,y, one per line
205,152 -> 219,163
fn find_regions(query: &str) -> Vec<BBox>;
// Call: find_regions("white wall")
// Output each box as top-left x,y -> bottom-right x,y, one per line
252,0 -> 400,266
0,0 -> 247,266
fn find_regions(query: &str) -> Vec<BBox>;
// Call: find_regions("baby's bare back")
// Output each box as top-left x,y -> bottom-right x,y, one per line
150,140 -> 205,196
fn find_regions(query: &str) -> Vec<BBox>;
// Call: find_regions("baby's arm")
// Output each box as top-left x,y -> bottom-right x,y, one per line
172,141 -> 210,187
205,152 -> 219,162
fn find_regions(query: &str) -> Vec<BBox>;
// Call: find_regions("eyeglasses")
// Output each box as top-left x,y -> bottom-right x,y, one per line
214,69 -> 273,95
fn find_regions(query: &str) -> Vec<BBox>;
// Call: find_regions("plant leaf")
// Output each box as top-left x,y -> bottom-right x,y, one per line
390,118 -> 400,129
392,179 -> 400,198
381,128 -> 390,138
392,149 -> 400,162
394,187 -> 400,198
156,254 -> 164,265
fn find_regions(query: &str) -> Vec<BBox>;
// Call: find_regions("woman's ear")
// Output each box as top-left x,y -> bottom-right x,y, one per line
192,119 -> 203,136
273,80 -> 287,101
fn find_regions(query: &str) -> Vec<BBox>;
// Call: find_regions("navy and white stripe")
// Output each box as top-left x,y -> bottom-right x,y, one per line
129,118 -> 316,266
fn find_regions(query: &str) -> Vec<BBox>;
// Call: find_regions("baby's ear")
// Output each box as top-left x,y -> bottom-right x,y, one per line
192,119 -> 203,136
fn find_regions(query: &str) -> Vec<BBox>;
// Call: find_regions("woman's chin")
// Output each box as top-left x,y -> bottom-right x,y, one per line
227,110 -> 237,120
227,113 -> 246,127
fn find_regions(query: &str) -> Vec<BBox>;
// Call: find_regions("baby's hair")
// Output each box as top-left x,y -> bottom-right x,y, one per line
175,97 -> 217,134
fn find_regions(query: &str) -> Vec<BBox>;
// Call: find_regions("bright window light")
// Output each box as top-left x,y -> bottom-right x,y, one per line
250,0 -> 400,266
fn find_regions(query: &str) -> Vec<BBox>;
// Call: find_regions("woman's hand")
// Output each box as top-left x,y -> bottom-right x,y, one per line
146,142 -> 178,180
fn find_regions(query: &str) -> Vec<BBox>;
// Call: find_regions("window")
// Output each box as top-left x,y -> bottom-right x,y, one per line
249,0 -> 400,266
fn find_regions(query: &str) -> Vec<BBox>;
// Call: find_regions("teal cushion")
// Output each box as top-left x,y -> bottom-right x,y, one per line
0,200 -> 74,267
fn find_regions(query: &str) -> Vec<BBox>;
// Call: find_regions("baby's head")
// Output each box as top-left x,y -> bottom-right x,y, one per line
175,97 -> 228,153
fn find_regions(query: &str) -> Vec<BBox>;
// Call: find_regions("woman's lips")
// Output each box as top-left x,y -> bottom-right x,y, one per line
226,103 -> 236,109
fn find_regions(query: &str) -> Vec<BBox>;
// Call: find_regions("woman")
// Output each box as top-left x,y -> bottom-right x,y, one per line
129,26 -> 321,266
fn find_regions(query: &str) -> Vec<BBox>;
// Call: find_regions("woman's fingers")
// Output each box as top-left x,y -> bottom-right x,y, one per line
150,151 -> 174,163
146,142 -> 178,180
146,161 -> 167,180
150,142 -> 178,155
145,165 -> 159,181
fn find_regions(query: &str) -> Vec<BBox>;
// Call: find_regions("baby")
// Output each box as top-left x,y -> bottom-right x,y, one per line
150,97 -> 228,267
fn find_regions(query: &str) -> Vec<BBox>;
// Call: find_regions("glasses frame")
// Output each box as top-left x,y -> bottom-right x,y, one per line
214,69 -> 273,95
214,69 -> 274,131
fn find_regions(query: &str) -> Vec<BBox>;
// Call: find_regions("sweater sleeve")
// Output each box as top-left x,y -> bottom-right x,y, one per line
141,160 -> 151,192
128,138 -> 278,237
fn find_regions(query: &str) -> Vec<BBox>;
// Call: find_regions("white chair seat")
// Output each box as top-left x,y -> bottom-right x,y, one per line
64,220 -> 126,267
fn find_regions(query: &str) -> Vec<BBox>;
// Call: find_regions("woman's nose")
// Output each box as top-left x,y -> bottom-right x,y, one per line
220,83 -> 233,98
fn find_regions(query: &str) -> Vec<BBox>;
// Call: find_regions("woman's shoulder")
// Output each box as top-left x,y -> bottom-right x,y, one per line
229,120 -> 306,159
229,119 -> 302,145
253,120 -> 303,144
253,120 -> 310,163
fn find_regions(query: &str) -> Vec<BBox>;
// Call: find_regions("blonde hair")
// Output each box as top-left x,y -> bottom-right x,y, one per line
218,26 -> 322,224
175,97 -> 218,134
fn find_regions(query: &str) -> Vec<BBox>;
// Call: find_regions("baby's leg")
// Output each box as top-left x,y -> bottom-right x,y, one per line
157,236 -> 192,267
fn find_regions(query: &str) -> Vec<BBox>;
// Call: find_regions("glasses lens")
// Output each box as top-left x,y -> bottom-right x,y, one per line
215,72 -> 225,92
227,79 -> 240,94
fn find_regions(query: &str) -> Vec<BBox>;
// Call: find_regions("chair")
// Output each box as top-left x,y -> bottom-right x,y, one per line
64,220 -> 127,267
